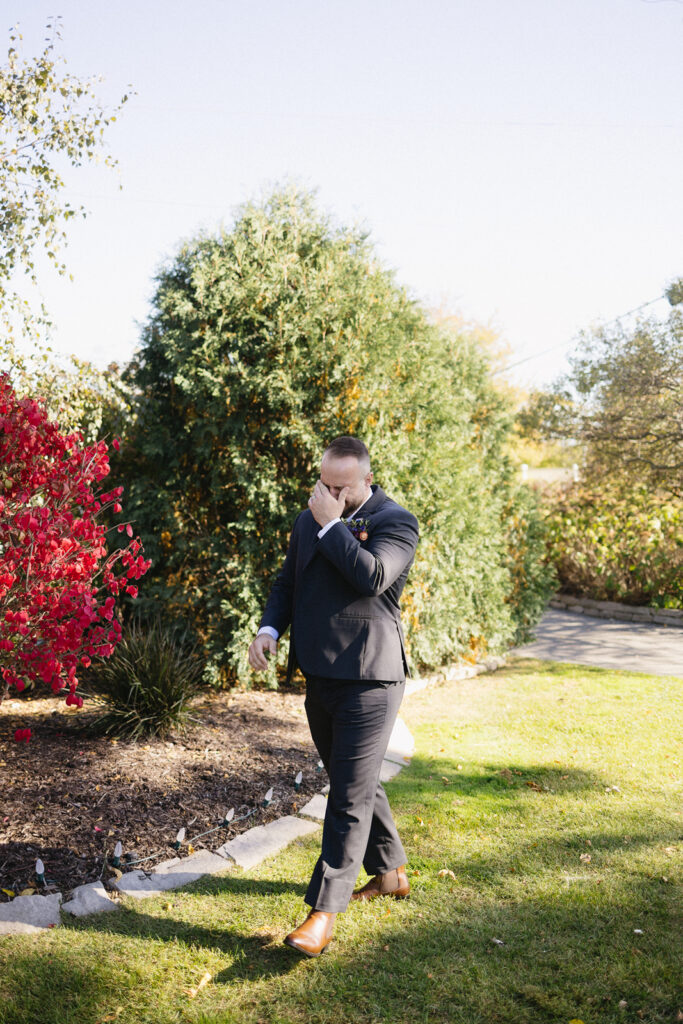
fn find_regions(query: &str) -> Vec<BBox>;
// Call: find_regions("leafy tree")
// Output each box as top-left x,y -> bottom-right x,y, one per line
518,291 -> 683,498
0,18 -> 129,336
543,480 -> 682,608
120,187 -> 554,685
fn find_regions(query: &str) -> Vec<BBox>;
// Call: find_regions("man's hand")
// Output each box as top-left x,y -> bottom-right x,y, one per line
308,480 -> 349,528
248,633 -> 277,672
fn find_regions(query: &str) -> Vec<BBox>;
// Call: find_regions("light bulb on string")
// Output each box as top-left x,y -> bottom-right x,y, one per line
316,760 -> 324,773
223,808 -> 235,826
294,771 -> 303,792
262,787 -> 273,808
35,858 -> 45,885
173,827 -> 186,850
112,841 -> 122,868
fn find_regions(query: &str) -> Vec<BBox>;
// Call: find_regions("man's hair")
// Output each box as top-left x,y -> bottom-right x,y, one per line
323,436 -> 371,471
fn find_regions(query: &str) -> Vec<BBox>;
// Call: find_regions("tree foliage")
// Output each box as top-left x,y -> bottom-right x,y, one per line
518,298 -> 683,499
543,480 -> 682,608
119,188 -> 554,684
0,19 -> 129,336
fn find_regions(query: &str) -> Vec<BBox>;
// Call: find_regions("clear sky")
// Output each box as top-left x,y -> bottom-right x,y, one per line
7,0 -> 683,390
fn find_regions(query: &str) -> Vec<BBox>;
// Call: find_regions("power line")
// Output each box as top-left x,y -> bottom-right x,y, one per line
493,295 -> 665,376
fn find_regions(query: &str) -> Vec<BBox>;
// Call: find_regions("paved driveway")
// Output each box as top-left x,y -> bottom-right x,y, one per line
510,608 -> 683,678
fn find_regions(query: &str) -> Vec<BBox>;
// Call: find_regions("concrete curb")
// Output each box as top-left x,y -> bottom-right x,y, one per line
0,657 -> 506,933
550,594 -> 683,628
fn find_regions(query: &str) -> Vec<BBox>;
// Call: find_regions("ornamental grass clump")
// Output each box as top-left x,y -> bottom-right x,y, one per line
84,618 -> 206,739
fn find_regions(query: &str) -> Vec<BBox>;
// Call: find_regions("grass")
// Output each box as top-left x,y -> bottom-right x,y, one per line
0,657 -> 680,1024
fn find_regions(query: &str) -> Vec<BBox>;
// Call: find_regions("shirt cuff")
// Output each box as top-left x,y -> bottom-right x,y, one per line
317,517 -> 342,539
257,625 -> 279,641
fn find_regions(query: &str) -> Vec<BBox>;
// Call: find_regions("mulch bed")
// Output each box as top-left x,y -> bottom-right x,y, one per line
0,686 -> 322,900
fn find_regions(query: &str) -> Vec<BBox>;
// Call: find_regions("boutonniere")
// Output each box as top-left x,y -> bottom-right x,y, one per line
342,516 -> 370,541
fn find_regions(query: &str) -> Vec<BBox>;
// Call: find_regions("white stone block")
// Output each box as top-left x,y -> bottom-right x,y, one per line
384,716 -> 415,763
298,793 -> 328,820
114,849 -> 231,898
217,815 -> 319,870
62,881 -> 119,917
404,676 -> 431,696
380,759 -> 403,783
0,893 -> 63,934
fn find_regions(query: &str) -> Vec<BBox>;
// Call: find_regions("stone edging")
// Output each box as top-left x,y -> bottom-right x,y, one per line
549,594 -> 683,628
0,656 -> 506,934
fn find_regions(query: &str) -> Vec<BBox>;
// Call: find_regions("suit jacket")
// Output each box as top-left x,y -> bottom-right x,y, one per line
260,485 -> 419,682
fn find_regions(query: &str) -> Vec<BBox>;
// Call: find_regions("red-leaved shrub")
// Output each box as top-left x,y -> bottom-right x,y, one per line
0,372 -> 151,731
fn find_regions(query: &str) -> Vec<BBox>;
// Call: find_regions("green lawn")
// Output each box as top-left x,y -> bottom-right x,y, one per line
0,658 -> 680,1024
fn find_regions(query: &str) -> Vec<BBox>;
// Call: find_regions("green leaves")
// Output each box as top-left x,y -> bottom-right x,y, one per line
119,186 -> 553,684
544,482 -> 682,608
0,18 -> 132,337
518,302 -> 683,501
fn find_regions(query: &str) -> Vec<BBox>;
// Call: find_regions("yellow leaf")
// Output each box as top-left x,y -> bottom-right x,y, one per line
184,970 -> 212,999
109,868 -> 123,881
19,888 -> 36,896
1,889 -> 15,897
187,844 -> 195,855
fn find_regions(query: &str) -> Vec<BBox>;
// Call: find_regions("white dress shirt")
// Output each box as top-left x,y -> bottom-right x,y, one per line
258,488 -> 372,642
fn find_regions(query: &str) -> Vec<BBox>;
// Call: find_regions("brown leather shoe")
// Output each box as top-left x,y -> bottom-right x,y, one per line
351,865 -> 410,901
284,910 -> 336,957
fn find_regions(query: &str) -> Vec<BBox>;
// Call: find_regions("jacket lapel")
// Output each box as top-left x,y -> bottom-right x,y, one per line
299,485 -> 387,574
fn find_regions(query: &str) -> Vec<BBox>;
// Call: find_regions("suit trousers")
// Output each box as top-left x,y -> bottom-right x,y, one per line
303,674 -> 407,913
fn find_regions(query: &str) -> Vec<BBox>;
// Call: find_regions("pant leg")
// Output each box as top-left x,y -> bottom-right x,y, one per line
362,780 -> 406,876
304,677 -> 406,913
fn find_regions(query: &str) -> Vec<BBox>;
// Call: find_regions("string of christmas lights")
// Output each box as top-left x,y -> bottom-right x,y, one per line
21,767 -> 322,891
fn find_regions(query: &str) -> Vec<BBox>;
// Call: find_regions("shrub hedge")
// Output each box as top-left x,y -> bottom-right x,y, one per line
543,482 -> 683,608
116,187 -> 555,684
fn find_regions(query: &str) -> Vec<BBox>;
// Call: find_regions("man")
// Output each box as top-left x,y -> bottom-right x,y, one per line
248,436 -> 419,957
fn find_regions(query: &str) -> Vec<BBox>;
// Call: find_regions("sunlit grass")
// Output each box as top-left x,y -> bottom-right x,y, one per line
0,658 -> 679,1024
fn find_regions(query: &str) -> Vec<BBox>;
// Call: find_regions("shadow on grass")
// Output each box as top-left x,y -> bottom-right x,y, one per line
0,876 -> 312,1023
63,872 -> 308,951
2,872 -> 678,1024
1,748 -> 679,1023
273,877 -> 679,1024
392,754 -> 677,880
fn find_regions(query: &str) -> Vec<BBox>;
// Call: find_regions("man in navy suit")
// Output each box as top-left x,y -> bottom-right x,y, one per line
248,436 -> 419,957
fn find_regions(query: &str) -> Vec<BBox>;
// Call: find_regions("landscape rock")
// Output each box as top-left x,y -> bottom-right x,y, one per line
298,793 -> 328,820
385,716 -> 414,763
217,815 -> 320,869
379,759 -> 403,783
62,881 -> 119,917
0,893 -> 62,934
114,849 -> 231,898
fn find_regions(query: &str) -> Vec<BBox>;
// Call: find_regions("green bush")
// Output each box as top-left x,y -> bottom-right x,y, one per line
543,482 -> 683,608
117,186 -> 555,683
83,618 -> 206,739
502,483 -> 558,642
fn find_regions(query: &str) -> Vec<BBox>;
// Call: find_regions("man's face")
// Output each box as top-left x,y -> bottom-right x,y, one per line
320,454 -> 373,514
